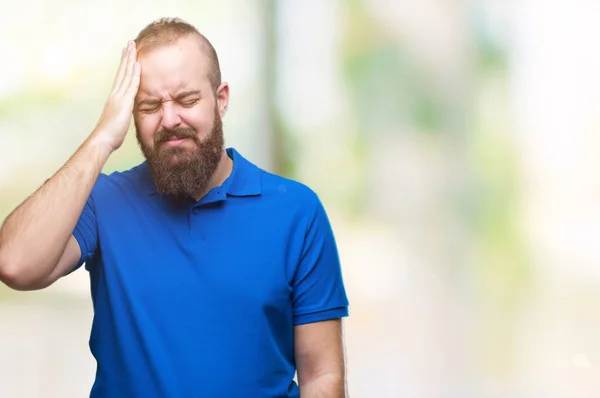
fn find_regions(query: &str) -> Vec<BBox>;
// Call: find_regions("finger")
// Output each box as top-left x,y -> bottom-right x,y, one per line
111,43 -> 131,95
125,62 -> 141,102
114,41 -> 135,95
116,42 -> 137,97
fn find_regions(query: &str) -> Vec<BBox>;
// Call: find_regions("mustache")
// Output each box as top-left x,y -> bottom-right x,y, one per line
155,127 -> 198,144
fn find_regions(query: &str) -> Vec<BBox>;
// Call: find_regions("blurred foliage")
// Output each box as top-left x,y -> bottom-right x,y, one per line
265,0 -> 297,179
471,14 -> 531,306
467,14 -> 532,377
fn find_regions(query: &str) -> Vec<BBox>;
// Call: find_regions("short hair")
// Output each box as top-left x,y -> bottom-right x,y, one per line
134,17 -> 221,90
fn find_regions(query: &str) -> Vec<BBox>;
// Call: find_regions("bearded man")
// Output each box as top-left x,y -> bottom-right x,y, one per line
0,17 -> 349,398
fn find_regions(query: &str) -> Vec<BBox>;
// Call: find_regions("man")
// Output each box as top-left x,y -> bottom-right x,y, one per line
0,18 -> 349,398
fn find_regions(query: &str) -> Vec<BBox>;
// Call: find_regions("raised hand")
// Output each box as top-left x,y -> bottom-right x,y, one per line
93,41 -> 141,152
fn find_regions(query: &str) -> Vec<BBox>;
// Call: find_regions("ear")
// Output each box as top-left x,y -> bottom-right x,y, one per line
215,82 -> 230,118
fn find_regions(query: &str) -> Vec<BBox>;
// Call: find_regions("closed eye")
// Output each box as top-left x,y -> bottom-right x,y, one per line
139,105 -> 161,114
179,98 -> 200,107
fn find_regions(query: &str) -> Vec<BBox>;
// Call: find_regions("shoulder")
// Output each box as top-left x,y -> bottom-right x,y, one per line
254,168 -> 335,232
92,162 -> 153,197
258,168 -> 322,210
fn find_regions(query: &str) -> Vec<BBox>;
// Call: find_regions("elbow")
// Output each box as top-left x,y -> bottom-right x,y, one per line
0,253 -> 27,290
0,251 -> 20,289
0,250 -> 46,291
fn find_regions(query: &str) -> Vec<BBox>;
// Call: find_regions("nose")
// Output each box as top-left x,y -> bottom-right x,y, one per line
160,101 -> 182,130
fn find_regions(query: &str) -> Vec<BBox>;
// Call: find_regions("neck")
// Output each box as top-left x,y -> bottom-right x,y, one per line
193,149 -> 232,201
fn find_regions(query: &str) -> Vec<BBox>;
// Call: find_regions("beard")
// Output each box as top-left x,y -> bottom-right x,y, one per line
136,105 -> 224,200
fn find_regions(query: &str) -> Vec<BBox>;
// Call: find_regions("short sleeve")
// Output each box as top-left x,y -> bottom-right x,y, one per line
291,197 -> 349,325
71,194 -> 99,272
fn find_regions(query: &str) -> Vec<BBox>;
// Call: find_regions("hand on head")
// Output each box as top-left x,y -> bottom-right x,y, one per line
92,40 -> 141,152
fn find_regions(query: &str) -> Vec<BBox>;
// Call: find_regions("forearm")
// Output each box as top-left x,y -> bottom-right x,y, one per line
0,133 -> 112,281
299,373 -> 346,398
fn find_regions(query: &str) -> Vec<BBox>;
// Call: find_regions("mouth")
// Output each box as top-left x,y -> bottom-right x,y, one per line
161,137 -> 188,147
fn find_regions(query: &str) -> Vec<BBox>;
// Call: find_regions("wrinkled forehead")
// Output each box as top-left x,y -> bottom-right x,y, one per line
137,38 -> 212,98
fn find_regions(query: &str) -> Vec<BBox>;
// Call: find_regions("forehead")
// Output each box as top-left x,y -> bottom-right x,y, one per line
137,36 -> 211,97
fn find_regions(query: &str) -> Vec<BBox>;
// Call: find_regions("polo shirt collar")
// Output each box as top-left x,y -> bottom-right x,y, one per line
142,147 -> 262,199
224,147 -> 262,197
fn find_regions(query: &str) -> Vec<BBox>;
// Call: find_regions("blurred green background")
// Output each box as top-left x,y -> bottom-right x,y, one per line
2,1 -> 600,397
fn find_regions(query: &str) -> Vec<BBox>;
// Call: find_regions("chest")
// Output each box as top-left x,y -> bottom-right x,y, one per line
93,199 -> 300,315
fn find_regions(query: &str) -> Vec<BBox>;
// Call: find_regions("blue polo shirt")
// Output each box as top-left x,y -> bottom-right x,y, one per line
71,147 -> 349,398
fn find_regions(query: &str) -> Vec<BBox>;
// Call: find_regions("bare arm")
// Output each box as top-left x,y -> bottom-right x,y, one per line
0,41 -> 141,290
295,319 -> 347,398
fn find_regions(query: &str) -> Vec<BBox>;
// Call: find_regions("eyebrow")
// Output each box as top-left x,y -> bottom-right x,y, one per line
136,90 -> 203,108
175,90 -> 203,100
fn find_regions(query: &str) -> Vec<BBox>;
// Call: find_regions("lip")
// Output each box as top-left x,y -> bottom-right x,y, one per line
162,137 -> 187,147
